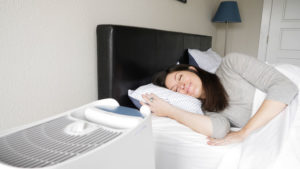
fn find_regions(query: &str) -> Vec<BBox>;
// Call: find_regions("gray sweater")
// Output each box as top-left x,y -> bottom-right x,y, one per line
207,53 -> 298,138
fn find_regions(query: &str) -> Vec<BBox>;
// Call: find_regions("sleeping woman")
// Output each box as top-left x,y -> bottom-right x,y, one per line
141,53 -> 298,146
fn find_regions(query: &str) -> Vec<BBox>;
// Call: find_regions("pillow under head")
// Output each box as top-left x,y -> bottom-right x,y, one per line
128,83 -> 203,114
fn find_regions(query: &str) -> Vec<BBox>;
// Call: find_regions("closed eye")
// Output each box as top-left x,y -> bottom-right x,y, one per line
179,75 -> 182,81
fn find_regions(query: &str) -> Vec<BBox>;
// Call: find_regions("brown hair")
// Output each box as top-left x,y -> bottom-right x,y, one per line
152,64 -> 228,112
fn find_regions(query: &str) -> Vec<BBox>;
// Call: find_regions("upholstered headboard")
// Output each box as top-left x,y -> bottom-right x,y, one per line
97,25 -> 212,108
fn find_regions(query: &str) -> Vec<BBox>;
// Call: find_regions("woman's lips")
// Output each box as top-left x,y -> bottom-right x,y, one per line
186,83 -> 191,95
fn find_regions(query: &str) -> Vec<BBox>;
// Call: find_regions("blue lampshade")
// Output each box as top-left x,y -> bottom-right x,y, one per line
212,1 -> 241,23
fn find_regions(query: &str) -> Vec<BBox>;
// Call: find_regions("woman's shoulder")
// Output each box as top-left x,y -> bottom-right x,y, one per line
217,53 -> 244,73
218,52 -> 264,74
222,53 -> 255,65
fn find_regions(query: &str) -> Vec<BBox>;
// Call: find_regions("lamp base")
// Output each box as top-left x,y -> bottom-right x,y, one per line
224,22 -> 228,57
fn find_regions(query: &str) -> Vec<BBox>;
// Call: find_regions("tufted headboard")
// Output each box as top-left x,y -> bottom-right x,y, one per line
97,25 -> 212,108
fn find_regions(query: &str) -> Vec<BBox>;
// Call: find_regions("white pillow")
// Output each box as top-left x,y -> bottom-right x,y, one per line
188,48 -> 222,73
128,83 -> 203,114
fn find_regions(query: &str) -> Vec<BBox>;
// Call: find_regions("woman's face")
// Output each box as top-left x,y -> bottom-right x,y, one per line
165,68 -> 204,99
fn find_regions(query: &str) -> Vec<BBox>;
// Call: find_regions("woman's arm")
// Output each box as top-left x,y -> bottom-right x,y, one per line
141,93 -> 214,137
207,99 -> 286,146
241,100 -> 286,137
207,53 -> 298,145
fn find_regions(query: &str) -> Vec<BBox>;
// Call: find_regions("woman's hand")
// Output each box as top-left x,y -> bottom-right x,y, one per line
141,93 -> 174,117
142,93 -> 214,137
207,131 -> 247,146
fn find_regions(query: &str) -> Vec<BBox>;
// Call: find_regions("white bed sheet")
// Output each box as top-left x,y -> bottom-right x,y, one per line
152,64 -> 300,169
152,115 -> 235,169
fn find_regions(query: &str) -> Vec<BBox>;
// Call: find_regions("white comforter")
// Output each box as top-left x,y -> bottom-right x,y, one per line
152,64 -> 300,169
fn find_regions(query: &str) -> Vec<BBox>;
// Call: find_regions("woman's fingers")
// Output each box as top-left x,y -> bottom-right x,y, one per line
149,93 -> 159,99
207,139 -> 227,146
207,136 -> 228,146
141,93 -> 171,117
139,100 -> 146,106
207,131 -> 245,146
142,93 -> 159,104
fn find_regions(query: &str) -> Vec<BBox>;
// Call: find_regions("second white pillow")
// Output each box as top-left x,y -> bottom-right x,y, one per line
188,48 -> 222,73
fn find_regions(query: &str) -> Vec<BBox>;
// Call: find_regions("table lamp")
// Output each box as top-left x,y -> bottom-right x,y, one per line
212,1 -> 241,56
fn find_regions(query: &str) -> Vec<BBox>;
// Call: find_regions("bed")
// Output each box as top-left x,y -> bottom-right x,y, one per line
96,25 -> 300,169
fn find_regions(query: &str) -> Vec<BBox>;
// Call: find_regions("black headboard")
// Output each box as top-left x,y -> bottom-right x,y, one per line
97,25 -> 212,107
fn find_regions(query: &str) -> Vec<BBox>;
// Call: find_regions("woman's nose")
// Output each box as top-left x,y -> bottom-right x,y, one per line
178,83 -> 186,93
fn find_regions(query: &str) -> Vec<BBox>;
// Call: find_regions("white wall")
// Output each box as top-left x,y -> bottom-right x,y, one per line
214,0 -> 264,57
0,0 -> 218,131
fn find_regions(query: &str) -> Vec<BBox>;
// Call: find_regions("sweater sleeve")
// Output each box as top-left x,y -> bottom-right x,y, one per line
206,112 -> 230,138
223,53 -> 298,104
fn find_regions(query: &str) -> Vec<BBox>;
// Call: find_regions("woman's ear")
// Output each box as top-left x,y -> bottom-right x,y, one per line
188,66 -> 198,72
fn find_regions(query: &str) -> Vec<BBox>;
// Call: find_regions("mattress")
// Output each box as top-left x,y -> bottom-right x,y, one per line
152,115 -> 235,169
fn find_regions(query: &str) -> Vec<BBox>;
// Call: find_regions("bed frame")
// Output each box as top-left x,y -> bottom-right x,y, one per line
96,25 -> 212,108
